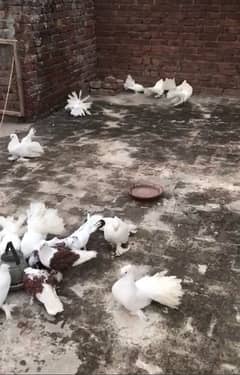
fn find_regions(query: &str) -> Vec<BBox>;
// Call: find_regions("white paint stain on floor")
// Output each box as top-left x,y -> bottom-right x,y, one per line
207,316 -> 217,337
198,264 -> 208,275
182,317 -> 194,334
141,208 -> 173,233
104,120 -> 120,128
220,363 -> 239,374
136,357 -> 163,374
97,140 -> 138,167
102,108 -> 127,119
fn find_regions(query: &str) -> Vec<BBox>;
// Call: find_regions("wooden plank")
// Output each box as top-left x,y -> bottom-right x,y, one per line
0,109 -> 22,117
13,42 -> 25,116
0,38 -> 17,45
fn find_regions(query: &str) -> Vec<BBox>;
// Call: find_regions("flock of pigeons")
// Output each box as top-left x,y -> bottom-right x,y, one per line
124,74 -> 193,105
2,73 -> 188,321
6,74 -> 193,160
0,201 -> 183,320
8,128 -> 44,161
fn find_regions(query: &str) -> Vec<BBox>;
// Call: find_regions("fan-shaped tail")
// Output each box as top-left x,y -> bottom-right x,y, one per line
136,273 -> 184,309
72,250 -> 97,266
27,202 -> 65,236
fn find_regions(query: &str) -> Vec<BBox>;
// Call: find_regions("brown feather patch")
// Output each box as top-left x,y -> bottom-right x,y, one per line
50,244 -> 79,271
23,271 -> 59,296
23,274 -> 45,296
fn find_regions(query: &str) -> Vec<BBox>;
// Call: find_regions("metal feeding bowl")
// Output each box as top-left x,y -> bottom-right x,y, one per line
129,183 -> 164,201
1,242 -> 28,291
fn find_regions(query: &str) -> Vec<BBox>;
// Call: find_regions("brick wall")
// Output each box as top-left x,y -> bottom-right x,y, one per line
1,0 -> 239,119
0,0 -> 96,118
95,0 -> 240,96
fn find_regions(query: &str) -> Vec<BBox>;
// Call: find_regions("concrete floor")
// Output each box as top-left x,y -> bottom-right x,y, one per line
0,94 -> 240,375
0,120 -> 31,138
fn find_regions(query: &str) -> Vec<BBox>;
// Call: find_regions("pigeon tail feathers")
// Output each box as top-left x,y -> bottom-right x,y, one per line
136,273 -> 184,309
36,283 -> 64,316
27,202 -> 65,236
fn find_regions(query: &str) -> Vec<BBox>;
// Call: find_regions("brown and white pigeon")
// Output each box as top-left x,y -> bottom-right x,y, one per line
23,267 -> 63,316
38,242 -> 97,271
58,213 -> 104,251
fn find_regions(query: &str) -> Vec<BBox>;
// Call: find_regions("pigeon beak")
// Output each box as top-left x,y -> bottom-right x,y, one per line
98,219 -> 105,229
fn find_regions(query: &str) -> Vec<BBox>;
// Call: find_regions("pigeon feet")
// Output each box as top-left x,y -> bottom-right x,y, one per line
1,303 -> 16,320
132,310 -> 148,321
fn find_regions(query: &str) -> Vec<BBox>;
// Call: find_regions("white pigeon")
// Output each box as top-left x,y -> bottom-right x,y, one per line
37,213 -> 103,253
23,267 -> 64,316
112,264 -> 184,320
65,90 -> 92,117
65,213 -> 104,250
163,78 -> 176,92
8,133 -> 44,160
21,128 -> 36,144
0,214 -> 26,256
144,79 -> 165,98
0,263 -> 16,319
37,242 -> 97,271
50,213 -> 104,251
166,80 -> 193,106
21,202 -> 65,259
100,216 -> 136,256
124,75 -> 144,93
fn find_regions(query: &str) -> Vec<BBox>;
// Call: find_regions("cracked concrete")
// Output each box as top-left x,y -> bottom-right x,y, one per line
0,94 -> 240,374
